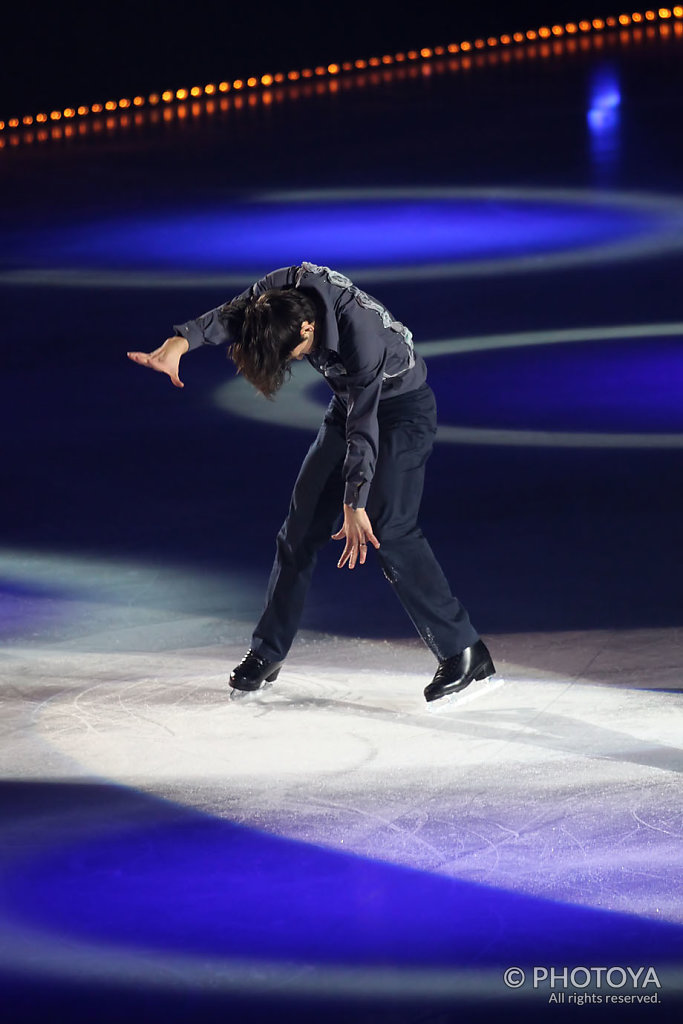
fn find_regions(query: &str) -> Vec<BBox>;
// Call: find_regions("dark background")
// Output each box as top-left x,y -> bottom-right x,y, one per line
3,7 -> 682,639
2,1 -> 613,119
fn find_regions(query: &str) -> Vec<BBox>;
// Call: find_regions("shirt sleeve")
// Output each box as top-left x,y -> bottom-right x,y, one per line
172,266 -> 298,350
338,312 -> 387,510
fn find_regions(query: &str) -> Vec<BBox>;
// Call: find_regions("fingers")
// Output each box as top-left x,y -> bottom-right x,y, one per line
128,351 -> 162,371
356,534 -> 373,566
337,541 -> 352,569
336,536 -> 367,569
127,351 -> 184,388
332,524 -> 377,569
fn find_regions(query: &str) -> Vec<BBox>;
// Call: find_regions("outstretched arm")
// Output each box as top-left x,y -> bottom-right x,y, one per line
126,266 -> 299,386
127,335 -> 189,388
172,266 -> 300,353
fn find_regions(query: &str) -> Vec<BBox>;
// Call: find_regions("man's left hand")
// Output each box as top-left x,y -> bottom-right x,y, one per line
332,505 -> 380,569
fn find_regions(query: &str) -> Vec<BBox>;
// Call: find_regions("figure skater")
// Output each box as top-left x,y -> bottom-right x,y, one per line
127,262 -> 494,702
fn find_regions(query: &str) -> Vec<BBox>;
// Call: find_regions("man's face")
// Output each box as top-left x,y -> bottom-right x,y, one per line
289,320 -> 316,361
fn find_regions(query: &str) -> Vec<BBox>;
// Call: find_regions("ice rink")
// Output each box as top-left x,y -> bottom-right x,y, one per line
2,549 -> 681,1020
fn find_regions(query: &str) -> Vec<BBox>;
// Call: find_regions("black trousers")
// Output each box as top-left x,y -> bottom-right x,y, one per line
251,383 -> 479,663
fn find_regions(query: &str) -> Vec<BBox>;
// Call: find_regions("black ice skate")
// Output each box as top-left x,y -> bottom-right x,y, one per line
230,649 -> 283,692
424,639 -> 496,703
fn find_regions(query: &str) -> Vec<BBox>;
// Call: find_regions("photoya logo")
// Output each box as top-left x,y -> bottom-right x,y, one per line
504,965 -> 662,995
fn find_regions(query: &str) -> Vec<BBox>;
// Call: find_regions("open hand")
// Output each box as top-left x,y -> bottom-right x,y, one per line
127,335 -> 189,388
332,505 -> 380,569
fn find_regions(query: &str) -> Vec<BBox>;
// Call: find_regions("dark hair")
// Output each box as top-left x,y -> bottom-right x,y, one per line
227,287 -> 318,398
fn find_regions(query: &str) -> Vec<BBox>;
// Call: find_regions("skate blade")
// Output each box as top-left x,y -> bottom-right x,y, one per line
426,674 -> 505,712
229,681 -> 274,704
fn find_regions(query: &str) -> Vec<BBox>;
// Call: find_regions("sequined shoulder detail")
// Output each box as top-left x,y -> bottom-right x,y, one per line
296,262 -> 415,378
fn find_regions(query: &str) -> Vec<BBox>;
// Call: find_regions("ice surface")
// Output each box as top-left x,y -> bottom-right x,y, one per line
2,549 -> 681,934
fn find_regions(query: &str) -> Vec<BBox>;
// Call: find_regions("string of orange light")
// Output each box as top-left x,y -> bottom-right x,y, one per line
1,9 -> 681,142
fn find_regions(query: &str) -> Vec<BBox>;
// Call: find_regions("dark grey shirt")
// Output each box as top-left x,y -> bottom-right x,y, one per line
174,262 -> 427,509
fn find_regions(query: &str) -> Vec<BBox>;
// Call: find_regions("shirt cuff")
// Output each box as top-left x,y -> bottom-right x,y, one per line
344,478 -> 371,510
172,319 -> 206,352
